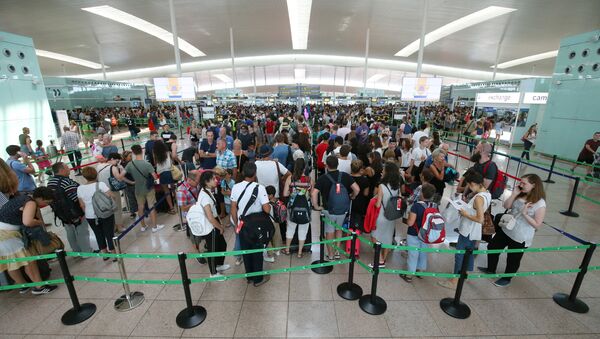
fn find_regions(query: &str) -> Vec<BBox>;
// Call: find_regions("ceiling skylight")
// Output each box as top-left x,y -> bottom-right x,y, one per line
286,0 -> 313,49
395,6 -> 516,57
294,68 -> 306,82
493,50 -> 559,69
366,73 -> 386,83
35,49 -> 106,69
82,5 -> 205,57
213,74 -> 233,82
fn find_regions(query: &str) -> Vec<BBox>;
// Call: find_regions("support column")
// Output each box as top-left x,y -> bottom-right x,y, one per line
363,28 -> 370,90
230,27 -> 237,89
492,15 -> 513,81
168,0 -> 183,135
415,0 -> 428,127
343,66 -> 347,96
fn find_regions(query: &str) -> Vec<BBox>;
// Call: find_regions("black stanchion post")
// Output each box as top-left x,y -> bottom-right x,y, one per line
358,242 -> 387,315
337,231 -> 363,300
56,250 -> 97,325
553,243 -> 596,313
120,138 -> 125,152
513,157 -> 522,188
544,155 -> 557,184
440,248 -> 472,319
560,177 -> 580,218
312,212 -> 333,274
455,134 -> 460,152
175,252 -> 207,328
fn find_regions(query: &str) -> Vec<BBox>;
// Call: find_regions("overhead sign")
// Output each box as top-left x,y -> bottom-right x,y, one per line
153,77 -> 196,101
401,77 -> 442,102
278,85 -> 321,98
523,92 -> 548,104
476,92 -> 520,104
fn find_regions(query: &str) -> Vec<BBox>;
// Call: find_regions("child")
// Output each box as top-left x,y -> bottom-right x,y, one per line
400,183 -> 437,283
220,169 -> 235,226
34,140 -> 52,184
264,185 -> 280,262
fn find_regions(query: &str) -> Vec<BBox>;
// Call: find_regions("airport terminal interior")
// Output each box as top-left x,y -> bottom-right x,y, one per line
1,0 -> 600,338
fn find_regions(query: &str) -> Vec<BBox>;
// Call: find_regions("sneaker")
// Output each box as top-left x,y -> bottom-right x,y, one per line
196,257 -> 207,265
19,287 -> 31,294
263,255 -> 275,263
399,274 -> 413,283
152,224 -> 165,233
216,264 -> 231,272
253,275 -> 270,287
477,266 -> 494,274
140,226 -> 147,232
437,280 -> 456,290
493,278 -> 511,287
235,257 -> 243,266
210,273 -> 224,280
31,285 -> 58,295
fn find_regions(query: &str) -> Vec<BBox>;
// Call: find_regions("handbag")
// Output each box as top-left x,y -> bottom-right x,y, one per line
171,164 -> 183,182
30,231 -> 64,255
108,166 -> 127,191
482,207 -> 495,236
498,212 -> 517,230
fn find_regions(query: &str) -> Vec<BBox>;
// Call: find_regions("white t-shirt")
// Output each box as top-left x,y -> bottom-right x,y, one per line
412,131 -> 428,149
77,182 -> 110,219
338,158 -> 352,174
188,190 -> 217,237
255,160 -> 288,198
230,181 -> 269,219
411,147 -> 431,167
96,163 -> 112,187
504,198 -> 546,247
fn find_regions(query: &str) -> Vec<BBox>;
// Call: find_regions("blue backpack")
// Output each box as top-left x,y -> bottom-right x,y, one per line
325,172 -> 351,215
403,123 -> 412,134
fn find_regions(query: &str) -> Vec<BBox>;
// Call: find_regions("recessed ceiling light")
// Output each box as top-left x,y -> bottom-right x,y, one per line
35,49 -> 106,69
395,6 -> 516,57
366,74 -> 386,83
82,5 -> 205,57
286,0 -> 312,50
213,74 -> 233,82
493,50 -> 559,69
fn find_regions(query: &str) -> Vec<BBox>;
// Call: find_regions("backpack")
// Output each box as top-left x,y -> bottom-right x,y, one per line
325,172 -> 351,215
415,202 -> 446,244
186,192 -> 215,237
288,182 -> 311,224
381,184 -> 404,220
483,161 -> 507,199
403,123 -> 412,135
271,200 -> 287,224
92,182 -> 115,219
49,177 -> 84,226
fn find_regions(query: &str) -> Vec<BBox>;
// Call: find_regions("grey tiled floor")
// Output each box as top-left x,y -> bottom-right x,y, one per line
1,140 -> 599,338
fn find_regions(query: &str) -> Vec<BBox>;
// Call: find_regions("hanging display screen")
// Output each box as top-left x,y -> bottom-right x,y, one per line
153,77 -> 196,101
401,77 -> 442,102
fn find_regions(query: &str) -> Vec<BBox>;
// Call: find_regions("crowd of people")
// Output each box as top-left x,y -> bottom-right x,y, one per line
5,100 -> 593,294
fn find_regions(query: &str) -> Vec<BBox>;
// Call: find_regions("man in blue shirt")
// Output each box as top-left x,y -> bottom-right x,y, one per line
144,131 -> 159,166
6,145 -> 36,193
199,130 -> 217,169
217,127 -> 234,150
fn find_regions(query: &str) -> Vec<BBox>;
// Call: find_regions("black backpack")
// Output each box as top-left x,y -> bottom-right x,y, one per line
287,182 -> 311,224
49,177 -> 84,226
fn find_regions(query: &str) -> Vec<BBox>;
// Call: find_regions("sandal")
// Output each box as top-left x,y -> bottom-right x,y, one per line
168,209 -> 177,215
333,252 -> 341,260
399,274 -> 413,283
297,253 -> 303,259
281,249 -> 291,255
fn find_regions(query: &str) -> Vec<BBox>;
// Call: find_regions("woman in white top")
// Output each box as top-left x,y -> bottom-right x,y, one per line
438,170 -> 491,289
194,171 -> 229,277
399,138 -> 412,170
520,124 -> 537,161
481,173 -> 546,287
371,162 -> 403,267
77,166 -> 117,262
153,140 -> 176,214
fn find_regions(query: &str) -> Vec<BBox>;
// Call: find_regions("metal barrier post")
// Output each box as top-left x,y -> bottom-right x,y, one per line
337,231 -> 363,300
544,155 -> 557,184
455,134 -> 460,152
312,212 -> 333,274
175,252 -> 207,328
120,139 -> 125,152
172,185 -> 184,231
113,236 -> 145,311
560,177 -> 580,218
513,157 -> 522,188
56,250 -> 97,325
553,243 -> 596,313
440,248 -> 472,319
358,242 -> 386,315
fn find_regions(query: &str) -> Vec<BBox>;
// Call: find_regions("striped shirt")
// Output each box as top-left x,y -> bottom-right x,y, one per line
47,175 -> 79,202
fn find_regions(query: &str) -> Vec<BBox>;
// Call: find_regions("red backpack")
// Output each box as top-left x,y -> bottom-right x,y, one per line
415,202 -> 446,244
483,161 -> 507,199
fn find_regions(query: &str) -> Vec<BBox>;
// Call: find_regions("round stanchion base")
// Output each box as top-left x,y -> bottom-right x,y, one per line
559,210 -> 579,218
337,282 -> 363,300
440,298 -> 471,319
176,305 -> 207,329
544,179 -> 556,184
114,291 -> 145,312
359,294 -> 387,315
61,303 -> 97,325
553,293 -> 589,314
311,260 -> 333,274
